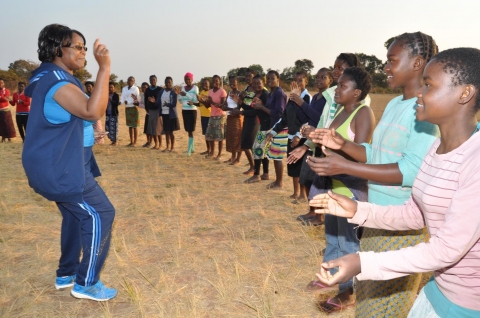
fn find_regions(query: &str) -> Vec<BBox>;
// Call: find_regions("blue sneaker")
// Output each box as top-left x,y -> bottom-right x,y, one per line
70,281 -> 117,301
55,275 -> 76,290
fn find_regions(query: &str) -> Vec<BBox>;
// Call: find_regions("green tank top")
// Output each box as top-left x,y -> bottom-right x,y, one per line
330,104 -> 367,198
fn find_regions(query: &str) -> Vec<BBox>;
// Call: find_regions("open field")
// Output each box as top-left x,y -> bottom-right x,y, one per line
1,94 -> 397,317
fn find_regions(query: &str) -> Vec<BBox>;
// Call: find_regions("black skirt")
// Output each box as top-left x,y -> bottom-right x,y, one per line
162,114 -> 180,132
240,116 -> 259,150
299,149 -> 316,187
182,109 -> 197,132
287,138 -> 305,177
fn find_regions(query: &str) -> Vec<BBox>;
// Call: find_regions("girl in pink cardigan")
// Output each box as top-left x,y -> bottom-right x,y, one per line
310,48 -> 480,317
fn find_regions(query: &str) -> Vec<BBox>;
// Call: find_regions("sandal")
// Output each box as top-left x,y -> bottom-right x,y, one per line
318,298 -> 356,314
306,280 -> 336,291
243,169 -> 255,175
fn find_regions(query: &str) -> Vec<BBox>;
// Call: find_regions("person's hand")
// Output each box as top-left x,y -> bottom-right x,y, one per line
252,98 -> 264,110
286,145 -> 308,164
92,38 -> 110,69
131,93 -> 138,101
316,254 -> 361,286
230,92 -> 240,103
309,190 -> 358,217
265,133 -> 274,144
124,101 -> 128,105
187,101 -> 194,105
239,91 -> 247,99
310,128 -> 346,150
18,99 -> 23,104
291,136 -> 300,148
300,124 -> 316,138
148,96 -> 156,103
290,81 -> 301,95
289,93 -> 304,106
307,146 -> 348,176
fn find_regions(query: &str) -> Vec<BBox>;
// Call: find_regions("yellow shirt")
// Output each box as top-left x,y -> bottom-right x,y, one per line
198,90 -> 211,117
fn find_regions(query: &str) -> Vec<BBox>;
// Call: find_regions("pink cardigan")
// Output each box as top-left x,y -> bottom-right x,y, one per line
350,134 -> 480,311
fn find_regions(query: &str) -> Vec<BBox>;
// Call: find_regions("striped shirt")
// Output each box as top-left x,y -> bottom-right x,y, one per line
351,133 -> 480,311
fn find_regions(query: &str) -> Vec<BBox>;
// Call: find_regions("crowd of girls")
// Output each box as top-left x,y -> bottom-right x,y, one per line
13,23 -> 480,316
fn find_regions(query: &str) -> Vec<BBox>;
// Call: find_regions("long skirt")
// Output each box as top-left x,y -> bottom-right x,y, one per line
182,109 -> 197,132
0,110 -> 16,138
125,107 -> 140,128
226,114 -> 243,153
266,129 -> 288,160
105,115 -> 118,142
355,228 -> 426,317
241,117 -> 258,150
146,109 -> 163,135
252,130 -> 269,160
205,116 -> 226,141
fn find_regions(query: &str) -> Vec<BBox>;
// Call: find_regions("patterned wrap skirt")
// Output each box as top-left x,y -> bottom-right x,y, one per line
205,115 -> 226,141
105,115 -> 118,142
125,107 -> 140,128
252,130 -> 269,160
0,109 -> 16,138
266,129 -> 288,160
225,114 -> 243,153
355,228 -> 426,317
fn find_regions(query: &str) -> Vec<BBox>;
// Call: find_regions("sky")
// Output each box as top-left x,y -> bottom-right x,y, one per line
2,0 -> 480,86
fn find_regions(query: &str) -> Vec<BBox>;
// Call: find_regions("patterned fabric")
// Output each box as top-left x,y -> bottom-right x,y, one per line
266,128 -> 288,160
0,110 -> 16,138
125,107 -> 140,128
225,114 -> 243,153
105,115 -> 118,142
355,227 -> 425,318
205,115 -> 226,141
252,130 -> 269,160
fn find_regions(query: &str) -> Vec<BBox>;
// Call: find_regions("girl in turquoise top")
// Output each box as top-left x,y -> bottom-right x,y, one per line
308,32 -> 439,317
176,72 -> 199,156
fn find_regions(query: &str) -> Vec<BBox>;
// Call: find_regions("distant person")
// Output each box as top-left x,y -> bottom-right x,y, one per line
223,75 -> 243,165
263,70 -> 287,189
266,71 -> 311,201
196,78 -> 211,155
177,72 -> 199,156
244,75 -> 270,183
144,75 -> 163,149
150,76 -> 179,152
236,68 -> 258,175
310,47 -> 480,318
120,76 -> 140,146
22,23 -> 116,301
0,78 -> 15,142
307,33 -> 439,316
9,81 -> 31,142
204,75 -> 227,159
105,82 -> 119,145
84,81 -> 105,145
84,81 -> 94,97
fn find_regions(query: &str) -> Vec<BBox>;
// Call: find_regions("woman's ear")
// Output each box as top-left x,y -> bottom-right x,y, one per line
413,56 -> 425,71
459,84 -> 477,105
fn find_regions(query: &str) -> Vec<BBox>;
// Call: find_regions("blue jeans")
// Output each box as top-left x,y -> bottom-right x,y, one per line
323,213 -> 359,293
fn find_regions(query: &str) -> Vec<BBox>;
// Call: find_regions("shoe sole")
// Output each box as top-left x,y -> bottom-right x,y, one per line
71,289 -> 116,301
55,283 -> 74,290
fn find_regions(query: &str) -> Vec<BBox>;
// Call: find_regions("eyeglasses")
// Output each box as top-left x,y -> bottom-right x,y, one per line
63,45 -> 88,52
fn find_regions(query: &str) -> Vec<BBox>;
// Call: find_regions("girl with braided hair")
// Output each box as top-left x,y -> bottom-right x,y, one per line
307,32 -> 439,316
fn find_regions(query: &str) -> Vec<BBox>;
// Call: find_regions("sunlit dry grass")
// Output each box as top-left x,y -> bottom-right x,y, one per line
0,94 -> 396,317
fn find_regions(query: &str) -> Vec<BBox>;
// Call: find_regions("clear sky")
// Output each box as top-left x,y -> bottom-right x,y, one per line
2,0 -> 479,86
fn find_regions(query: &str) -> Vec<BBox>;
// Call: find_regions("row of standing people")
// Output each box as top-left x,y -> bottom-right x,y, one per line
0,80 -> 30,142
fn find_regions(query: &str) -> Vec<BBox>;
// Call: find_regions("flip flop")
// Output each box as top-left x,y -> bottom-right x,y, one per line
318,298 -> 356,314
306,280 -> 334,291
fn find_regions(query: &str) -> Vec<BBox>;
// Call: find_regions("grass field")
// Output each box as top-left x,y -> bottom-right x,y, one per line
1,94 -> 398,317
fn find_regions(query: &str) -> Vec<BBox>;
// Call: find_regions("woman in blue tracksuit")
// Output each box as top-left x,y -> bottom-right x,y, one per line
22,24 -> 116,301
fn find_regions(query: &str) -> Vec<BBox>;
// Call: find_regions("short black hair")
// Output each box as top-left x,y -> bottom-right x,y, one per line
295,70 -> 308,80
165,76 -> 173,82
394,32 -> 438,63
433,48 -> 480,112
212,75 -> 221,81
336,53 -> 361,68
245,68 -> 256,75
108,81 -> 115,86
266,70 -> 280,79
318,67 -> 333,81
37,24 -> 86,62
85,81 -> 94,87
341,67 -> 372,101
18,81 -> 26,86
141,82 -> 149,87
149,75 -> 157,80
229,75 -> 238,82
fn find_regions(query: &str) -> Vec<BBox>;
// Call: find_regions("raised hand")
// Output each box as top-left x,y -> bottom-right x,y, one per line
92,38 -> 110,69
290,81 -> 301,95
306,146 -> 347,176
310,128 -> 345,149
309,190 -> 357,217
315,254 -> 361,286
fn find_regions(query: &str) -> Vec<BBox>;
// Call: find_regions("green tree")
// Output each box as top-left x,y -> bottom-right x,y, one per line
0,69 -> 20,91
109,73 -> 118,84
357,53 -> 388,88
280,66 -> 297,82
294,59 -> 314,74
73,68 -> 92,83
248,64 -> 264,76
8,59 -> 39,82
